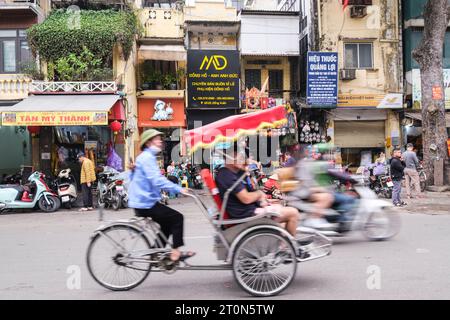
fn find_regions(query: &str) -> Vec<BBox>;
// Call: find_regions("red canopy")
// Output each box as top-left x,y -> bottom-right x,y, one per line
184,105 -> 287,153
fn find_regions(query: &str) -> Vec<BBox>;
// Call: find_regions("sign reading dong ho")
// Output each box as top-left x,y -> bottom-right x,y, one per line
1,111 -> 108,126
187,50 -> 240,109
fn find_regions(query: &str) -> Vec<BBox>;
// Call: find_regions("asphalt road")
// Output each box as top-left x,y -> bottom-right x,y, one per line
0,196 -> 449,300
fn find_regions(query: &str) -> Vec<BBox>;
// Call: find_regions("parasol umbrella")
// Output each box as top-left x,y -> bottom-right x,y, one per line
184,105 -> 288,153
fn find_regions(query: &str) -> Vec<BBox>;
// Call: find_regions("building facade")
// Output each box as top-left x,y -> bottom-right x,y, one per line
0,0 -> 50,178
285,0 -> 403,168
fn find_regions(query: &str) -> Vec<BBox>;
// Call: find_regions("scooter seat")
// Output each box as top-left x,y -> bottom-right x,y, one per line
0,184 -> 24,192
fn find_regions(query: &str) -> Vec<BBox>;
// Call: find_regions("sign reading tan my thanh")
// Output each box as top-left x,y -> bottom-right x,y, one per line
1,111 -> 108,126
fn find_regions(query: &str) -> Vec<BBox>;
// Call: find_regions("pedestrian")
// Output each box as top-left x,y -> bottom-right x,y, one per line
167,161 -> 175,176
403,143 -> 424,199
77,152 -> 96,212
127,129 -> 195,263
390,148 -> 406,207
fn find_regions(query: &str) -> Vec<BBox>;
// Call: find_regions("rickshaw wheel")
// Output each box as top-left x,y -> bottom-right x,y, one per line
86,224 -> 152,291
232,230 -> 297,297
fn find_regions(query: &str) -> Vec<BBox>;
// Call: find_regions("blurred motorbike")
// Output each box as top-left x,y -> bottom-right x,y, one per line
278,168 -> 401,240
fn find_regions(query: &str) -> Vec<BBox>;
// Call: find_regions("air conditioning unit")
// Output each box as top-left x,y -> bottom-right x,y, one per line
350,5 -> 368,18
340,69 -> 356,81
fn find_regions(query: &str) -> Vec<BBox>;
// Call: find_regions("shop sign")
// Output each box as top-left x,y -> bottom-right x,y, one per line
151,100 -> 173,121
432,85 -> 443,100
138,98 -> 185,128
307,52 -> 338,108
1,111 -> 108,126
337,94 -> 385,107
187,50 -> 240,109
412,69 -> 450,109
377,93 -> 403,109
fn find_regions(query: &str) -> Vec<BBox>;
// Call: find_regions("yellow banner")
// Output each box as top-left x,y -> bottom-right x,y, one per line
338,94 -> 385,107
1,111 -> 108,126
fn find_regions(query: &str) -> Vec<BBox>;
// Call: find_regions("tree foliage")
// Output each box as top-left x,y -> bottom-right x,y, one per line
27,9 -> 138,65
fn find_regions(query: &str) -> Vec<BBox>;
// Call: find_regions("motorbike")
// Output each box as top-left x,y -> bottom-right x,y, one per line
55,169 -> 78,209
284,176 -> 401,241
189,165 -> 203,189
1,171 -> 22,185
417,163 -> 427,192
97,166 -> 125,211
0,171 -> 61,213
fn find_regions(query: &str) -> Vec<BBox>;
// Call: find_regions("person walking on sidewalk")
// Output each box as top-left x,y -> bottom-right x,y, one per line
403,143 -> 424,199
77,152 -> 96,211
390,148 -> 406,207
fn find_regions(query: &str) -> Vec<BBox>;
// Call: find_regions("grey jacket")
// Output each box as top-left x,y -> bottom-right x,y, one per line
402,151 -> 419,170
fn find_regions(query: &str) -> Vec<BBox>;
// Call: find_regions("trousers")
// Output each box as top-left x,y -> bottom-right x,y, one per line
135,202 -> 184,249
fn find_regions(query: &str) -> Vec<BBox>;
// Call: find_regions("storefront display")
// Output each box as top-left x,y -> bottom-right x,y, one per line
0,94 -> 126,178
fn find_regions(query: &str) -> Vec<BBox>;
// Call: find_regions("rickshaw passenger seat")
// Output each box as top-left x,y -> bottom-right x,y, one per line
200,169 -> 231,221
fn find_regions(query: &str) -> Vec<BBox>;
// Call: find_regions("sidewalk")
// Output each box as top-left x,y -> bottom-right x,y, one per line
397,191 -> 450,215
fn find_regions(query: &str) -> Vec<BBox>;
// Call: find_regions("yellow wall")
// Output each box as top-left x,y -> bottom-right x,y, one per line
319,0 -> 401,96
184,0 -> 237,22
138,8 -> 184,39
113,43 -> 138,166
241,56 -> 291,101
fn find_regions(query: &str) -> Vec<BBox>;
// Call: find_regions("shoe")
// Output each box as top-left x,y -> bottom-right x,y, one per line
303,218 -> 334,230
394,203 -> 402,207
78,208 -> 88,212
297,248 -> 310,259
87,207 -> 94,211
400,201 -> 407,206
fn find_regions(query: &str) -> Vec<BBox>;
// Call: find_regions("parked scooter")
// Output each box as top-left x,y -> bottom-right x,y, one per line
189,165 -> 203,189
0,171 -> 61,213
55,169 -> 78,209
97,166 -> 125,210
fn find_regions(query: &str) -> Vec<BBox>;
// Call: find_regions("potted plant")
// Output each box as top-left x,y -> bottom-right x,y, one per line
163,73 -> 177,90
154,71 -> 164,90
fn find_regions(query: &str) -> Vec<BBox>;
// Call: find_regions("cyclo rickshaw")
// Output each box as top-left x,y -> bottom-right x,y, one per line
86,106 -> 332,297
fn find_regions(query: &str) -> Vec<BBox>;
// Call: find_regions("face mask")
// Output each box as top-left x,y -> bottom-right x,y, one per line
150,145 -> 162,154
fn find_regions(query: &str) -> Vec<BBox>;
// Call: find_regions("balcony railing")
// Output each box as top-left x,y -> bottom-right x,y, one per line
0,76 -> 32,100
30,81 -> 117,93
0,0 -> 41,8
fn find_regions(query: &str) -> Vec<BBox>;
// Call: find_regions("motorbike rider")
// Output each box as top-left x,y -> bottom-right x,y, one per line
292,144 -> 357,229
128,129 -> 195,263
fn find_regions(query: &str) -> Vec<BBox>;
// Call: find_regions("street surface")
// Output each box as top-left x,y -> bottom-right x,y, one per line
0,193 -> 450,300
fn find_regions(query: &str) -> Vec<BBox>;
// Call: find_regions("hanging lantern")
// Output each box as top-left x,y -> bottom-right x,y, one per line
110,120 -> 122,135
27,126 -> 40,136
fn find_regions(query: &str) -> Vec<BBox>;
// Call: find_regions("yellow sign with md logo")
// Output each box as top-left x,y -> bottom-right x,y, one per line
199,55 -> 228,71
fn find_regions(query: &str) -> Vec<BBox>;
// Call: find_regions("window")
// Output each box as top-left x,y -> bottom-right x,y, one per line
344,43 -> 373,69
269,70 -> 283,98
0,29 -> 32,73
244,69 -> 261,90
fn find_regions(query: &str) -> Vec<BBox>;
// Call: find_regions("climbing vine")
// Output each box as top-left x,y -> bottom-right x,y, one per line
27,9 -> 138,65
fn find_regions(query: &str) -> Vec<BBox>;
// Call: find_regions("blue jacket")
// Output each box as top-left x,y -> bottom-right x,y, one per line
128,147 -> 182,209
